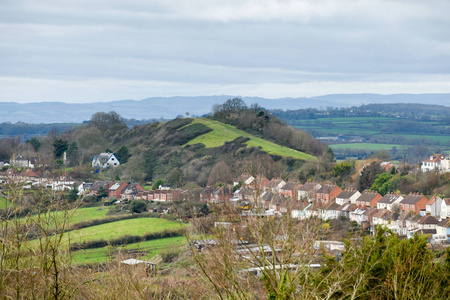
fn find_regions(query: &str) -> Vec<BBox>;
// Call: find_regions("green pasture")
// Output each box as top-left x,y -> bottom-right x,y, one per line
373,134 -> 450,144
63,218 -> 180,245
185,119 -> 316,161
330,143 -> 406,151
295,127 -> 380,135
71,236 -> 186,264
0,197 -> 10,209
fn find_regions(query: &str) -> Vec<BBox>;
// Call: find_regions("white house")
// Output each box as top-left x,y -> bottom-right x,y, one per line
440,198 -> 450,220
421,154 -> 450,173
436,219 -> 450,243
426,196 -> 442,218
92,153 -> 120,169
335,190 -> 361,205
377,194 -> 403,211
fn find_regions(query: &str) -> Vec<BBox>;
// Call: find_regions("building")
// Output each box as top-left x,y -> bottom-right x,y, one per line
92,153 -> 120,169
377,193 -> 403,211
315,184 -> 342,206
355,190 -> 382,208
400,194 -> 428,214
421,154 -> 450,173
335,189 -> 361,205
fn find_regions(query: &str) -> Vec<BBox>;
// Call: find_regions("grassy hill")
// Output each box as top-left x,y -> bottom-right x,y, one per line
184,119 -> 316,161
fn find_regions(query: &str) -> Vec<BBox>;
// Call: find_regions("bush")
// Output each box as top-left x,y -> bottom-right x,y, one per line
160,248 -> 181,263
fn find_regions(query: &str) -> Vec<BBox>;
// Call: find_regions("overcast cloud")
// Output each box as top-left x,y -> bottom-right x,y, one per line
1,0 -> 450,103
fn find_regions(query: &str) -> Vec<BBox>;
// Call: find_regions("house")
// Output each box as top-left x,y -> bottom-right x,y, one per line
355,190 -> 382,208
264,179 -> 286,193
315,184 -> 342,206
320,202 -> 342,220
350,207 -> 367,224
92,153 -> 120,169
335,189 -> 361,205
417,215 -> 439,231
201,186 -> 232,203
121,183 -> 145,200
395,211 -> 412,236
10,155 -> 40,169
426,196 -> 442,217
291,202 -> 312,219
399,194 -> 428,214
77,182 -> 93,195
372,209 -> 392,227
377,193 -> 403,211
279,181 -> 302,199
108,182 -> 128,199
88,181 -> 113,195
436,219 -> 450,242
298,182 -> 321,202
339,203 -> 358,220
421,154 -> 450,173
441,198 -> 450,220
233,174 -> 255,186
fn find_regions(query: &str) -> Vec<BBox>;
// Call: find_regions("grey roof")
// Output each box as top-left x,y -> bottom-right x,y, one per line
401,194 -> 427,205
336,190 -> 359,199
356,191 -> 381,203
281,181 -> 301,191
418,215 -> 439,225
378,194 -> 403,204
317,184 -> 338,194
299,182 -> 320,192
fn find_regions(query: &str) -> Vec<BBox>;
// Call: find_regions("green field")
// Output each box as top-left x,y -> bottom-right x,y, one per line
71,236 -> 186,264
0,197 -> 10,209
11,207 -> 110,228
62,218 -> 180,246
185,119 -> 316,161
330,143 -> 406,151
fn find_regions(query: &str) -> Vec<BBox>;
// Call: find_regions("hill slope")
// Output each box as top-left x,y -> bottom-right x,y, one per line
184,119 -> 316,161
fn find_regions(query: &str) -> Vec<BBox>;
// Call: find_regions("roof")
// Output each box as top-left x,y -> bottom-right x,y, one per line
418,215 -> 439,225
317,184 -> 339,194
373,209 -> 391,219
401,194 -> 427,205
444,198 -> 450,206
427,196 -> 441,205
363,207 -> 378,216
299,182 -> 320,192
336,190 -> 359,199
398,211 -> 412,221
356,190 -> 381,203
378,194 -> 403,204
326,202 -> 342,211
281,181 -> 301,191
423,154 -> 445,163
437,218 -> 450,228
265,179 -> 284,189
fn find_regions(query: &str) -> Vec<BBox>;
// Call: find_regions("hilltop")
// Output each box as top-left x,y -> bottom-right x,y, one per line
42,100 -> 330,186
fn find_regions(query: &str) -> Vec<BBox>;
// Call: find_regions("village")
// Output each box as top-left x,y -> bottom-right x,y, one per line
2,152 -> 450,246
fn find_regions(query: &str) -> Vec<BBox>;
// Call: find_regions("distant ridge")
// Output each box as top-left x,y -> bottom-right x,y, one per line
1,93 -> 449,123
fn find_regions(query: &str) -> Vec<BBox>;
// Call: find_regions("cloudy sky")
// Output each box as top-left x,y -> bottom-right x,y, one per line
1,0 -> 450,103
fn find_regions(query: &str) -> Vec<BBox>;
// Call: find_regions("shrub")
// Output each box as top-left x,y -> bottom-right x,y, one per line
160,248 -> 181,263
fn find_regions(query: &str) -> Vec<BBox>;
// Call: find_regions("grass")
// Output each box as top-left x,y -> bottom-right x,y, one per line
60,218 -> 181,246
330,143 -> 406,151
12,207 -> 111,228
71,236 -> 186,264
185,119 -> 316,161
0,197 -> 10,209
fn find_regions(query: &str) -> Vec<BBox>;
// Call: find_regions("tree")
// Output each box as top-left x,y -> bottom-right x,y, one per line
130,200 -> 147,213
116,146 -> 129,164
167,168 -> 185,188
152,178 -> 164,190
207,161 -> 233,186
359,161 -> 384,190
89,111 -> 127,139
53,139 -> 69,159
144,150 -> 157,181
370,172 -> 393,195
26,137 -> 41,152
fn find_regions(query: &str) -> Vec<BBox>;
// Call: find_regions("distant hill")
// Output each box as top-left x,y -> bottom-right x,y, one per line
1,94 -> 449,123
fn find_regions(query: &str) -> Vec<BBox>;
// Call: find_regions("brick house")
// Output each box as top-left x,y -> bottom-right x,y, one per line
355,190 -> 383,208
400,194 -> 428,214
315,184 -> 342,206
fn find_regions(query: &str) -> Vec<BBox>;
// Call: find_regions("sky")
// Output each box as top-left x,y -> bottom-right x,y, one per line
1,0 -> 450,103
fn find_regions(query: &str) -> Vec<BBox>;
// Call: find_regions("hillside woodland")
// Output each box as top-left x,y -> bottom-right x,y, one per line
9,99 -> 332,186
